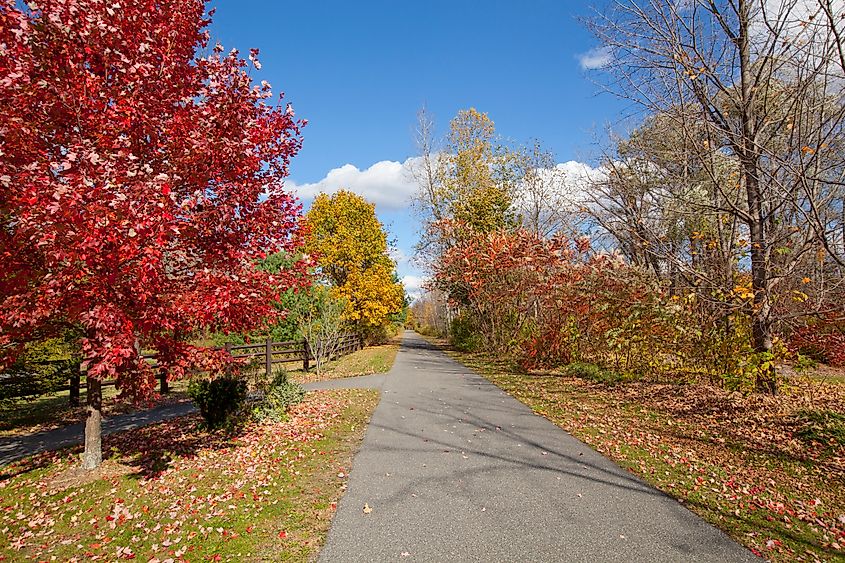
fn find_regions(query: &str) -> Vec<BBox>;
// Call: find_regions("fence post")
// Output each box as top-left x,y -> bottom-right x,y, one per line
69,363 -> 81,407
159,367 -> 169,394
302,338 -> 310,371
224,342 -> 233,376
265,338 -> 272,379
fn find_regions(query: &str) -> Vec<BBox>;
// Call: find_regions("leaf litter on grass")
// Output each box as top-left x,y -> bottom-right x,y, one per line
0,389 -> 378,562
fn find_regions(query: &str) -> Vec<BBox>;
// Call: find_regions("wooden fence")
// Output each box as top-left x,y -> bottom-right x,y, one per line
222,333 -> 362,377
7,333 -> 363,406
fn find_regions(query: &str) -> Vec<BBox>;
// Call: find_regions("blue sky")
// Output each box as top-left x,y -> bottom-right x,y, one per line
208,0 -> 623,296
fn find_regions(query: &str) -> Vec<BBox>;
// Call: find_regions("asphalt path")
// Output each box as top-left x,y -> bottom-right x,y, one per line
0,401 -> 195,467
319,330 -> 758,562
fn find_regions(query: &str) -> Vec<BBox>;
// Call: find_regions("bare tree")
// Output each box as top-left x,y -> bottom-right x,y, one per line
410,288 -> 451,336
588,0 -> 845,392
515,140 -> 581,239
407,106 -> 448,274
299,288 -> 347,375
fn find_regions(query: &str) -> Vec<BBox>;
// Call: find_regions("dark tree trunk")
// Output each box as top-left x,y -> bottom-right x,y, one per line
81,376 -> 102,470
737,0 -> 776,395
746,168 -> 776,395
69,363 -> 81,407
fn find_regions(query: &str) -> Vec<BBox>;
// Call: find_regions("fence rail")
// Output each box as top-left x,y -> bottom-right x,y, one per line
5,333 -> 364,406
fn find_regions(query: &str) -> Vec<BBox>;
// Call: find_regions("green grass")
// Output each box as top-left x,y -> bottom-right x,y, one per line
0,388 -> 379,562
428,339 -> 845,563
791,409 -> 845,449
291,337 -> 401,384
560,362 -> 627,384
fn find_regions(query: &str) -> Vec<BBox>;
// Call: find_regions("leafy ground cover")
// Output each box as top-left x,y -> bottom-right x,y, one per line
0,389 -> 378,562
291,337 -> 401,385
0,381 -> 191,437
429,337 -> 845,562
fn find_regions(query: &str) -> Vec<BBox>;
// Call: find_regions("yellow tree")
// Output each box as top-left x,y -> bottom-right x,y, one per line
305,191 -> 404,339
444,108 -> 519,233
413,107 -> 520,240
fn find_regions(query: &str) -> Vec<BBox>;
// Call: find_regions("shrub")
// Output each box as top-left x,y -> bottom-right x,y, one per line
450,315 -> 482,352
1,359 -> 77,404
788,312 -> 845,367
252,370 -> 305,423
520,319 -> 579,371
794,354 -> 818,372
416,324 -> 445,338
0,337 -> 81,405
187,375 -> 247,429
365,323 -> 397,345
561,362 -> 625,384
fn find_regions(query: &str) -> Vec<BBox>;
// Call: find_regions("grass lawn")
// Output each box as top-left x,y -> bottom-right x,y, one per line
428,338 -> 845,562
0,380 -> 191,437
291,336 -> 402,385
0,388 -> 379,562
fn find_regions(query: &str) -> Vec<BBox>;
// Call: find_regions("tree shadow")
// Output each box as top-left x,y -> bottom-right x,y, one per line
1,412 -> 246,482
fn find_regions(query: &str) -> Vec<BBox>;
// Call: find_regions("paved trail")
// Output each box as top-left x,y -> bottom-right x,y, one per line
0,401 -> 196,467
320,331 -> 757,562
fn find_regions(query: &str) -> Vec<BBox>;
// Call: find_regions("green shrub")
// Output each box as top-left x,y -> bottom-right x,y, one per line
252,370 -> 305,423
416,324 -> 445,338
365,324 -> 395,345
450,315 -> 482,352
1,359 -> 77,404
794,354 -> 818,372
0,337 -> 81,405
187,375 -> 247,429
562,362 -> 625,384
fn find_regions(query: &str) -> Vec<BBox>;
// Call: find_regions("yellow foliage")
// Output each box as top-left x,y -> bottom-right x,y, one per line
335,262 -> 404,329
443,108 -> 519,234
305,190 -> 404,331
733,284 -> 755,300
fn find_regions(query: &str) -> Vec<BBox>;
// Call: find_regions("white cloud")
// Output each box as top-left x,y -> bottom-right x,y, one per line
556,160 -> 606,198
527,160 -> 605,206
577,46 -> 613,70
389,246 -> 410,267
288,157 -> 421,211
401,275 -> 427,301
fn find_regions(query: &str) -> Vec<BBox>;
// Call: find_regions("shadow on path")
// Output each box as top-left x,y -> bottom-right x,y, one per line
0,402 -> 197,467
319,331 -> 760,563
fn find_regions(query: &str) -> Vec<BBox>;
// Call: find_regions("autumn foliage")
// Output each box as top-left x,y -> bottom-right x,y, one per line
432,223 -> 814,391
0,0 -> 309,399
305,191 -> 404,340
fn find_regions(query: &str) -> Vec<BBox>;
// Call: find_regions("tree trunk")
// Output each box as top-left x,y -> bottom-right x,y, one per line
738,0 -> 776,395
81,376 -> 103,470
69,363 -> 81,407
742,157 -> 776,394
748,210 -> 777,395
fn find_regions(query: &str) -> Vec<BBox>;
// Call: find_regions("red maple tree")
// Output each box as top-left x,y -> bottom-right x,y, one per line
0,0 -> 309,468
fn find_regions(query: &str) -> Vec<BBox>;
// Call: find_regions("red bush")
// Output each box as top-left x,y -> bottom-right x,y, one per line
790,319 -> 845,367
